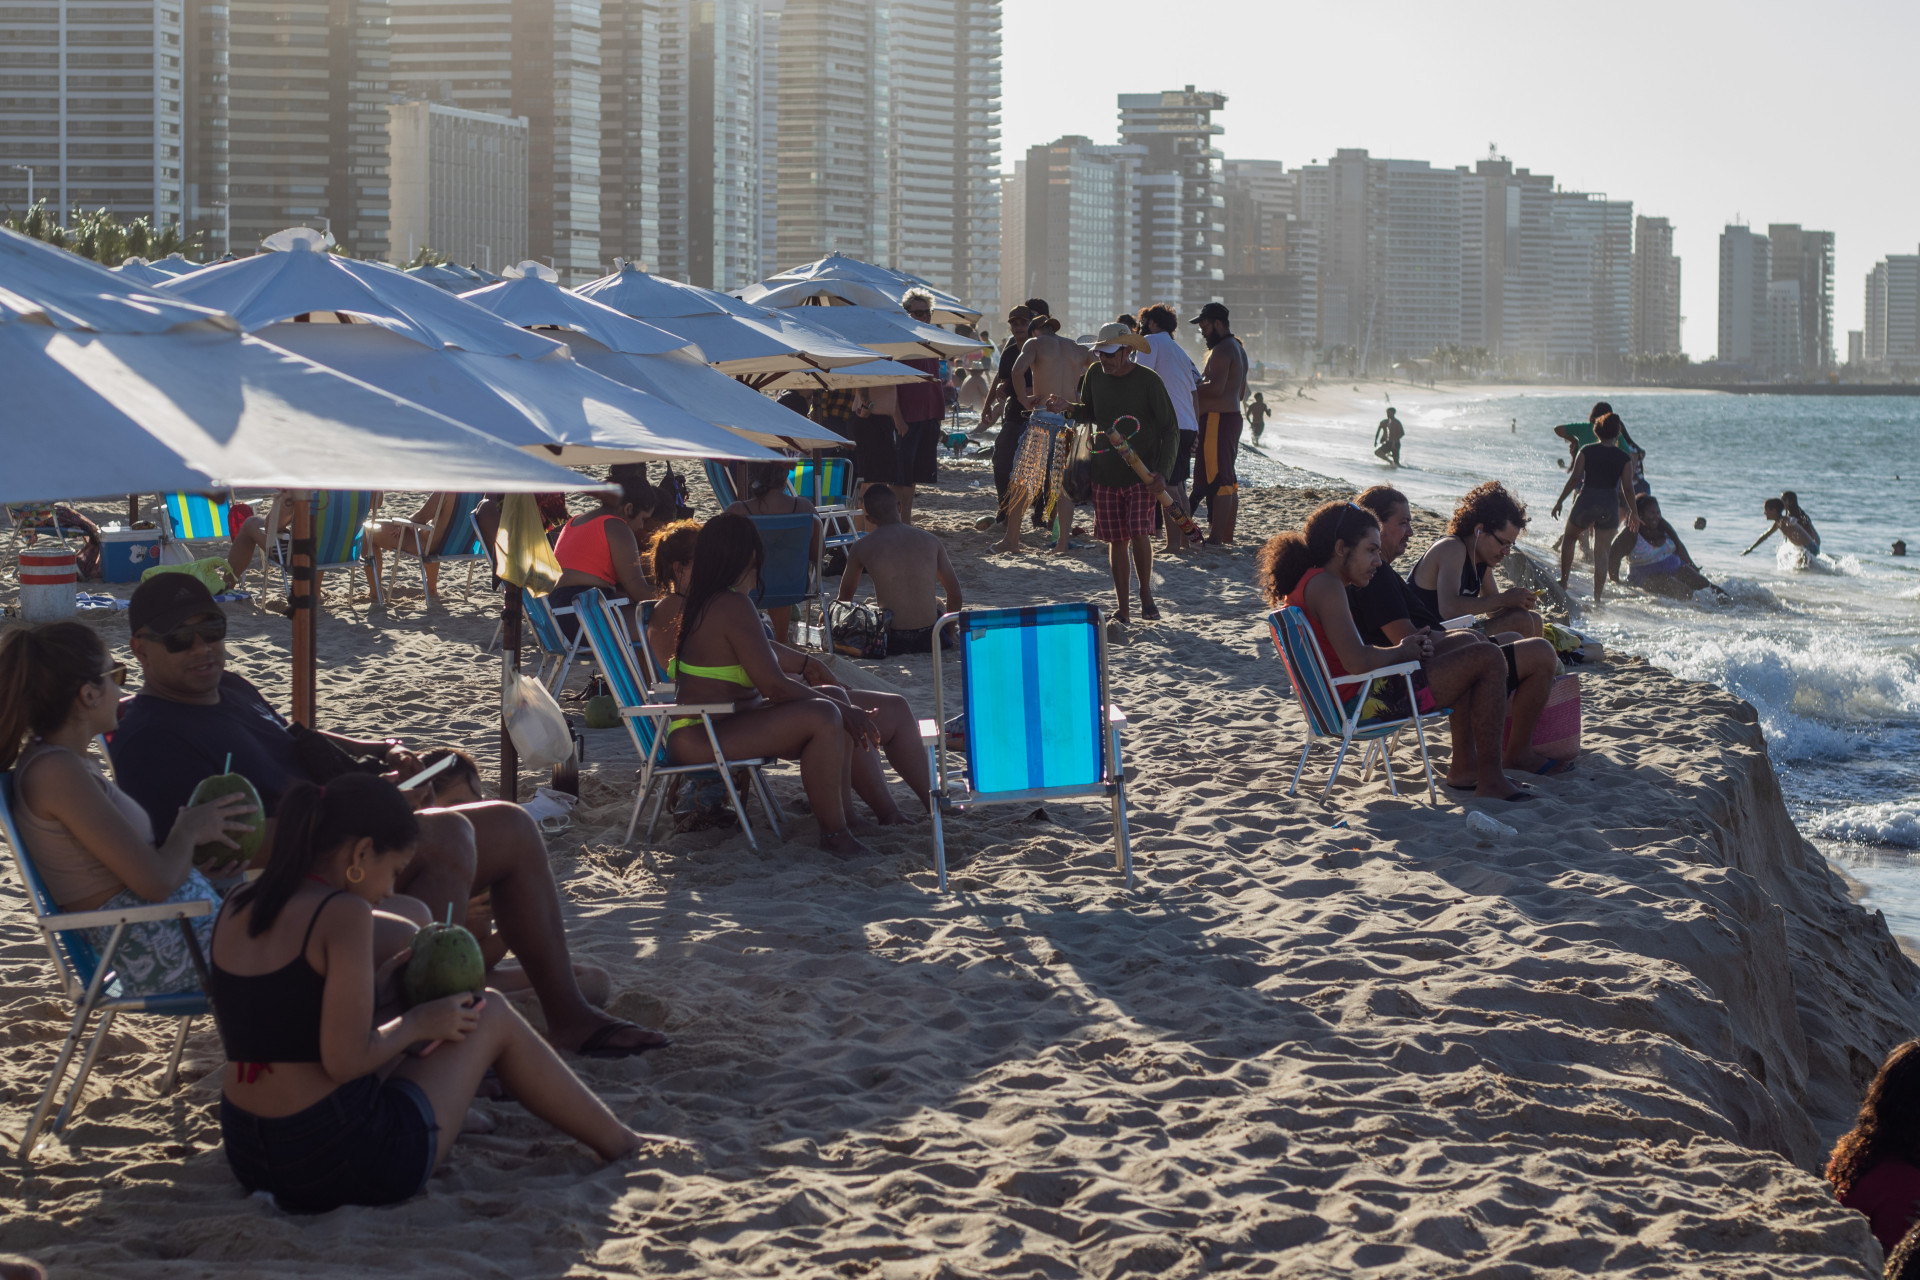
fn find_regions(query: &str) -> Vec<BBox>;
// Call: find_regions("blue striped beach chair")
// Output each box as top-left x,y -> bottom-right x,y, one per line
521,587 -> 615,695
703,461 -> 742,509
162,492 -> 231,544
571,588 -> 785,848
1266,606 -> 1451,805
1,771 -> 212,1159
785,456 -> 852,510
928,603 -> 1129,892
271,490 -> 378,601
393,492 -> 488,599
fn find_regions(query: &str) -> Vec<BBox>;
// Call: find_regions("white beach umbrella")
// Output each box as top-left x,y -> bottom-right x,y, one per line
462,262 -> 696,357
750,357 -> 942,393
777,303 -> 990,360
742,252 -> 982,324
111,258 -> 178,287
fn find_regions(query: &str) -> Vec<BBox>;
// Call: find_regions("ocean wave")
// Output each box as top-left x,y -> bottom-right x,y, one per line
1810,801 -> 1920,849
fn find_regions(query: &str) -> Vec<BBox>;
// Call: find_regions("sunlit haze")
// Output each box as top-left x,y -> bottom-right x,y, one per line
1002,0 -> 1918,349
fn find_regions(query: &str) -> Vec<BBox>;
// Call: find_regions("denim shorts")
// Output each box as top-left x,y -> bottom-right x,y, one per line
221,1073 -> 438,1214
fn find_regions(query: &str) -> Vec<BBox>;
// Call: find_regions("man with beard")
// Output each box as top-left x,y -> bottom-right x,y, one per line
1190,302 -> 1248,543
980,302 -> 1035,529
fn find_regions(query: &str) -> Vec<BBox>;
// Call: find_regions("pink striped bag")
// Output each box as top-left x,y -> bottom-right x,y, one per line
1508,673 -> 1581,760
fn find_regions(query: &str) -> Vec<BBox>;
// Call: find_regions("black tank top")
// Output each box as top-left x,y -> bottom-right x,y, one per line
1577,442 -> 1631,495
1408,535 -> 1482,622
208,890 -> 346,1064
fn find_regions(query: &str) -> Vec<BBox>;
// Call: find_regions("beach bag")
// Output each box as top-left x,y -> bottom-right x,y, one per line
828,600 -> 892,659
503,665 -> 575,767
1507,673 -> 1582,760
141,556 -> 237,595
493,493 -> 564,595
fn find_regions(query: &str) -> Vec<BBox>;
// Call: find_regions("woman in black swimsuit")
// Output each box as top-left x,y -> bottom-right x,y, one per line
208,775 -> 658,1213
1550,413 -> 1640,602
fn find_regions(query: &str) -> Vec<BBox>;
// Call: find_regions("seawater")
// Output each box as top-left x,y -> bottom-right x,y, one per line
1247,390 -> 1920,939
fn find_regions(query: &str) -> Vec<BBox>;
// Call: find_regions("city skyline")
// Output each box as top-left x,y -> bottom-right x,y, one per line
1002,0 -> 1917,346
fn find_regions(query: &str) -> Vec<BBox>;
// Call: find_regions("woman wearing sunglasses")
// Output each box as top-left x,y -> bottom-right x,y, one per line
0,621 -> 257,995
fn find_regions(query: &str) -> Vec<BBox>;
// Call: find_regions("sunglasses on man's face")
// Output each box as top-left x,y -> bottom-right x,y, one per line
145,617 -> 228,653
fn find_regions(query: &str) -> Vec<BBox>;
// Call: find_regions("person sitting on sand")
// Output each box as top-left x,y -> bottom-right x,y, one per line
725,460 -> 819,644
1608,496 -> 1729,600
1256,500 -> 1534,801
1827,1039 -> 1920,1253
207,773 -> 668,1214
0,622 -> 258,995
1550,413 -> 1640,602
1743,497 -> 1821,558
648,520 -> 930,824
837,484 -> 963,654
1350,487 -> 1571,779
551,464 -> 674,639
1407,481 -> 1545,639
107,573 -> 666,1058
665,513 -> 888,854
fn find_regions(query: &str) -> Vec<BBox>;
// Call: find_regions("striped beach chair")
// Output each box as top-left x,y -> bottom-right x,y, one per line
270,490 -> 378,601
928,603 -> 1129,892
161,492 -> 231,544
1,771 -> 212,1159
702,461 -> 742,510
392,492 -> 488,599
1266,606 -> 1451,805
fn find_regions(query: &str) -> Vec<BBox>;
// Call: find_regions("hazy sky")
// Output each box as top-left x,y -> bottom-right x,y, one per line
1001,0 -> 1916,356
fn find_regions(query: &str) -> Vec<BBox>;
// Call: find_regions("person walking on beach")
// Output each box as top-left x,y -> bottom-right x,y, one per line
1374,407 -> 1404,467
1247,391 -> 1270,445
1043,323 -> 1177,625
1550,413 -> 1640,601
1003,313 -> 1094,554
1134,304 -> 1201,554
1191,302 -> 1248,544
1744,497 -> 1821,557
980,303 -> 1034,528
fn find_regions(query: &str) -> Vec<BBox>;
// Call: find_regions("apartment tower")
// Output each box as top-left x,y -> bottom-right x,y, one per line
1631,215 -> 1682,356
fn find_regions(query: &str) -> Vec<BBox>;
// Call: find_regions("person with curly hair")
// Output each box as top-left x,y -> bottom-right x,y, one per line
1256,501 -> 1530,802
1408,481 -> 1545,639
1829,1041 -> 1920,1253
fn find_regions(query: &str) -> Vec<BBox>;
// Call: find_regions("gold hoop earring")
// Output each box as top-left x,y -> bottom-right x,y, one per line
345,865 -> 365,884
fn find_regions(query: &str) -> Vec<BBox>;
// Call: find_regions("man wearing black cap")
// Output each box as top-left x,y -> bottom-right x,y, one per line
1190,302 -> 1247,544
108,574 -> 664,1058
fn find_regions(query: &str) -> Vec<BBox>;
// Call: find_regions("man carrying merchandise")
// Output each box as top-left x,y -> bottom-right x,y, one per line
1003,312 -> 1094,554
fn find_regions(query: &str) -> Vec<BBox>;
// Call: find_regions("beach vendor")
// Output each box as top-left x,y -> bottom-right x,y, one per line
107,573 -> 667,1059
1043,322 -> 1178,626
1003,313 -> 1094,553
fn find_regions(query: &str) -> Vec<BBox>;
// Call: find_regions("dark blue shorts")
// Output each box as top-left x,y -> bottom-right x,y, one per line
221,1073 -> 438,1214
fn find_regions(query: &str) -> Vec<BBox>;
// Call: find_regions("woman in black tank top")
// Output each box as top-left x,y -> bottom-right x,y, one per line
209,775 -> 662,1213
1550,413 -> 1641,603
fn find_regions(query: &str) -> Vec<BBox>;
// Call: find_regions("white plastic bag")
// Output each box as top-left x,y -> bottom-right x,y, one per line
503,663 -> 574,767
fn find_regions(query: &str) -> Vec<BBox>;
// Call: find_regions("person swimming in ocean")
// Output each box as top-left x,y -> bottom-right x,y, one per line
1780,490 -> 1819,548
1608,495 -> 1729,601
1743,497 -> 1821,558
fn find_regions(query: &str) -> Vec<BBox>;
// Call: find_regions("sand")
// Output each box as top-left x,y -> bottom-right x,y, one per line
2,439 -> 1917,1277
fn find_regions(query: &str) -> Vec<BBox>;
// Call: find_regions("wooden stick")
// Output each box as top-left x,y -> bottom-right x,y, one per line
1104,415 -> 1201,542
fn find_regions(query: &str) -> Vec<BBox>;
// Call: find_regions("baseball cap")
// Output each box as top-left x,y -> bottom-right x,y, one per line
128,571 -> 224,636
1188,301 -> 1231,325
1092,322 -> 1149,355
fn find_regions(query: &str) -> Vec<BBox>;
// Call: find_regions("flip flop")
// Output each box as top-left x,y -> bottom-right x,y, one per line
1140,603 -> 1161,621
1532,758 -> 1574,776
573,1021 -> 672,1059
1498,792 -> 1536,803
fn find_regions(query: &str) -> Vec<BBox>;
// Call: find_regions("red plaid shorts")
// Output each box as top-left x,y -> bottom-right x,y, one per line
1092,481 -> 1156,541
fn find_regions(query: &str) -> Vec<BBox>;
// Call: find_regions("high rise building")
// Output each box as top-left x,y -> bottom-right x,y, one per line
386,100 -> 527,270
773,0 -> 888,268
1631,215 -> 1682,356
1767,224 -> 1835,372
0,1 -> 186,230
1718,225 -> 1771,369
1222,159 -> 1317,361
1117,86 -> 1225,321
389,0 -> 603,283
1464,157 -> 1556,364
655,0 -> 759,288
1021,136 -> 1140,336
1864,252 -> 1920,374
601,0 -> 662,271
753,0 -> 782,276
996,158 -> 1024,320
1766,279 -> 1803,379
1545,190 -> 1632,380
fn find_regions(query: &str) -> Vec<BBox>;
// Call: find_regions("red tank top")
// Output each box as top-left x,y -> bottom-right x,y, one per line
1285,566 -> 1351,678
554,513 -> 622,584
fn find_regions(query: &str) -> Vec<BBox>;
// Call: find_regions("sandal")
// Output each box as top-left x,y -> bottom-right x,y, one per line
1140,602 -> 1161,621
572,1020 -> 672,1059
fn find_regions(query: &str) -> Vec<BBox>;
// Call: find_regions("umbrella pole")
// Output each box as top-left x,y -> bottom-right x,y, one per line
289,496 -> 317,726
126,494 -> 138,525
499,589 -> 521,802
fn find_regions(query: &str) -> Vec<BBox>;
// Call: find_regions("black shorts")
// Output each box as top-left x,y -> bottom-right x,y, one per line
1569,489 -> 1620,529
885,623 -> 955,655
900,418 -> 942,486
221,1073 -> 438,1214
1192,411 -> 1242,506
850,418 -> 899,489
1170,430 -> 1196,488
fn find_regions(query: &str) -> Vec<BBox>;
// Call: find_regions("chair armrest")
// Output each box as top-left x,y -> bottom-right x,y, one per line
1108,707 -> 1127,726
42,898 -> 213,933
1330,660 -> 1419,685
917,717 -> 939,744
616,702 -> 739,719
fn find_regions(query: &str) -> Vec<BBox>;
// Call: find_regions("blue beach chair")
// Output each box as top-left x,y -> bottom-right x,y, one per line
162,492 -> 232,543
1,771 -> 212,1159
703,461 -> 742,509
1266,606 -> 1451,805
785,456 -> 852,510
271,489 -> 378,601
571,588 -> 785,848
928,603 -> 1130,892
393,492 -> 489,599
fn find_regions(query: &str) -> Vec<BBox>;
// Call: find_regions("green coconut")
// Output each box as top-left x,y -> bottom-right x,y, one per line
186,772 -> 265,867
584,693 -> 621,730
402,921 -> 486,1007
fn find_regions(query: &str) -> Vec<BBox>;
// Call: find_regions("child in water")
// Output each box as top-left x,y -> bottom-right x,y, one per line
1743,497 -> 1820,558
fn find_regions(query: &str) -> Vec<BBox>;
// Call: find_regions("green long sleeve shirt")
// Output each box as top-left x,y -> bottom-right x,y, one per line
1066,362 -> 1179,488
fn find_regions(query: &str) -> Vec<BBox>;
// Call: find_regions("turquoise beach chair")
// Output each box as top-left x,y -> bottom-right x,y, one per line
571,588 -> 785,848
703,461 -> 741,509
271,490 -> 378,601
1266,606 -> 1451,805
928,603 -> 1129,892
162,492 -> 231,542
785,456 -> 852,510
1,770 -> 212,1159
522,587 -> 621,696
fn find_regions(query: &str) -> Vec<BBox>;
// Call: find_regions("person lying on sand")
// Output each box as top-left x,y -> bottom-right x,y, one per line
1256,500 -> 1532,801
1743,497 -> 1821,557
1827,1039 -> 1920,1254
649,519 -> 930,826
1608,496 -> 1729,601
1351,487 -> 1571,779
106,574 -> 667,1058
206,773 -> 675,1214
1406,481 -> 1545,639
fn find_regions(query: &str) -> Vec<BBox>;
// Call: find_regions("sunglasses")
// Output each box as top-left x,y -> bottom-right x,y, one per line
144,617 -> 228,653
98,661 -> 128,688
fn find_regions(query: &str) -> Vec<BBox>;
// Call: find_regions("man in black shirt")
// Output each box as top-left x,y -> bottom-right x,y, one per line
983,302 -> 1039,524
110,574 -> 666,1057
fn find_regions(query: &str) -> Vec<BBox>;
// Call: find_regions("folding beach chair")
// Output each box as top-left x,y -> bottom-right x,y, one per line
703,461 -> 742,509
571,588 -> 785,848
390,492 -> 489,599
161,492 -> 232,545
270,490 -> 379,601
1266,606 -> 1452,805
5,503 -> 78,553
788,456 -> 860,602
1,771 -> 212,1159
521,587 -> 621,696
747,512 -> 826,646
929,603 -> 1130,892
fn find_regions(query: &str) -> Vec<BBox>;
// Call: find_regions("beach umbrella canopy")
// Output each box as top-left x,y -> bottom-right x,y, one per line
777,303 -> 990,360
750,356 -> 942,394
741,252 -> 981,323
111,258 -> 179,287
461,263 -> 695,357
0,228 -> 592,505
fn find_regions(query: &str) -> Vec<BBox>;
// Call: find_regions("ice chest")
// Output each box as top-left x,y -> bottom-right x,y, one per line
99,527 -> 163,583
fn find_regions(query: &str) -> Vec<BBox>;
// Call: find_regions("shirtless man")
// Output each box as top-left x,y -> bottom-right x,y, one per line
1744,497 -> 1821,557
1190,302 -> 1248,543
837,484 -> 963,653
1002,316 -> 1093,553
